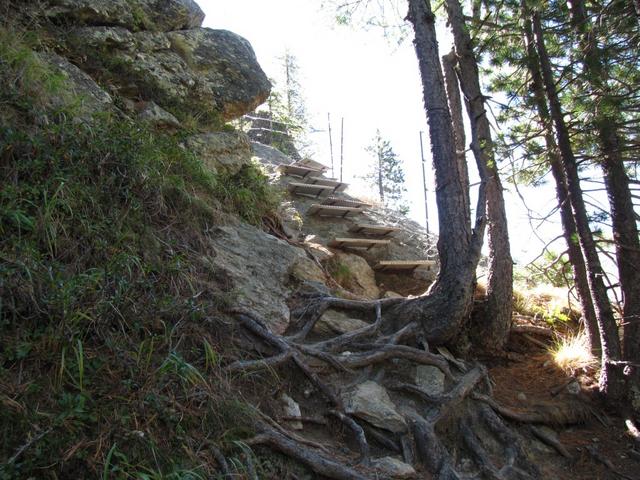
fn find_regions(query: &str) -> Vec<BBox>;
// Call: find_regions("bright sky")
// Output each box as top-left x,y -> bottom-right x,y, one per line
201,0 -> 568,266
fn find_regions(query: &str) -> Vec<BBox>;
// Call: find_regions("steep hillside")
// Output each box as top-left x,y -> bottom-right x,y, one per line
2,2 -> 638,480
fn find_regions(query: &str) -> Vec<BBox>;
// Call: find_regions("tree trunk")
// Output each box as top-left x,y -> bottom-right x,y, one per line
444,0 -> 513,351
568,0 -> 640,398
531,8 -> 626,401
521,7 -> 601,355
377,142 -> 385,202
391,0 -> 487,345
442,50 -> 471,228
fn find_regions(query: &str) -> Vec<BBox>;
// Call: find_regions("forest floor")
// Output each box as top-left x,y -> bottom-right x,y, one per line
485,325 -> 639,480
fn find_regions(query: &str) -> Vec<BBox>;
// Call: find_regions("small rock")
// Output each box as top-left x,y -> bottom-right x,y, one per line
314,310 -> 369,335
566,380 -> 581,395
517,392 -> 527,402
342,381 -> 407,433
372,457 -> 416,478
383,291 -> 403,299
414,365 -> 445,396
136,101 -> 181,130
280,393 -> 303,430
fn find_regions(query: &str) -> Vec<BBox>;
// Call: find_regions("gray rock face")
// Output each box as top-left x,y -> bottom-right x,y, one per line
208,223 -> 310,335
184,131 -> 252,175
342,381 -> 407,433
39,53 -> 113,118
69,27 -> 270,121
314,310 -> 369,335
45,0 -> 205,32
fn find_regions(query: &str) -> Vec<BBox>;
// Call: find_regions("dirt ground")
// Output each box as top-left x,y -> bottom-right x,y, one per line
485,331 -> 640,480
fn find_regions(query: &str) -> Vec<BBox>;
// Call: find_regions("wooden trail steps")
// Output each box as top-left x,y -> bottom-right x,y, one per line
322,197 -> 371,209
307,205 -> 363,218
374,260 -> 436,272
348,224 -> 401,238
282,159 -> 435,276
278,164 -> 323,179
328,238 -> 391,250
288,182 -> 335,198
305,176 -> 348,192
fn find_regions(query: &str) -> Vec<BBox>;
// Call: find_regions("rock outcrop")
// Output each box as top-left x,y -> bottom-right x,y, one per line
184,131 -> 253,175
67,26 -> 270,121
44,0 -> 205,32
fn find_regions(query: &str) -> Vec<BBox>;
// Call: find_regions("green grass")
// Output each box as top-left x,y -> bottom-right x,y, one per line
0,28 -> 285,479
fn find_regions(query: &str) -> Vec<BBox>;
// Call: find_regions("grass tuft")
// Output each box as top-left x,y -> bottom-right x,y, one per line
549,331 -> 598,374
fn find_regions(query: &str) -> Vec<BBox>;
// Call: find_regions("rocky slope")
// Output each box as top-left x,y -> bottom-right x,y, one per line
2,1 -> 628,479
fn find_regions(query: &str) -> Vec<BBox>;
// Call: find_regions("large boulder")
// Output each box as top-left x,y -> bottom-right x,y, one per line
45,0 -> 205,32
208,224 -> 311,335
184,131 -> 252,175
332,252 -> 380,300
342,381 -> 407,433
68,27 -> 270,121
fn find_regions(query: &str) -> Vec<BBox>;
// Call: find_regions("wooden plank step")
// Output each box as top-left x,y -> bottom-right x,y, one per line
307,204 -> 364,218
348,224 -> 401,237
288,182 -> 335,198
278,164 -> 322,178
294,158 -> 329,172
374,260 -> 436,272
328,238 -> 391,250
322,197 -> 372,209
305,176 -> 348,192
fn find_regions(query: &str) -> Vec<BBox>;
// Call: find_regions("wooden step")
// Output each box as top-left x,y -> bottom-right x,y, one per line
307,204 -> 364,218
288,182 -> 335,198
374,260 -> 436,272
294,158 -> 329,172
279,164 -> 322,179
305,176 -> 348,192
322,197 -> 372,209
348,224 -> 401,237
328,238 -> 391,250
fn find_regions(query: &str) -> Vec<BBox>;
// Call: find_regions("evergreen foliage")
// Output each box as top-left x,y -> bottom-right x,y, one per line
361,130 -> 409,214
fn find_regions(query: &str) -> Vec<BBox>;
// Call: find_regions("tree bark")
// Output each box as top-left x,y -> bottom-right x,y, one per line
568,0 -> 640,396
444,0 -> 514,350
393,0 -> 487,345
520,6 -> 601,355
442,50 -> 471,228
531,8 -> 626,401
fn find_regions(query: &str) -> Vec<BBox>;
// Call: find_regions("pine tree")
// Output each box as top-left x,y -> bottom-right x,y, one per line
362,130 -> 409,214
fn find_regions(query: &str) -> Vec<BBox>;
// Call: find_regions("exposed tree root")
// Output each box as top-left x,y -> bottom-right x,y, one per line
249,424 -> 372,480
473,392 -> 592,426
329,410 -> 370,466
224,304 -> 573,479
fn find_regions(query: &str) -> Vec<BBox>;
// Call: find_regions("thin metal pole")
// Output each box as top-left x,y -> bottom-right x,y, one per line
328,113 -> 335,177
419,131 -> 430,235
340,117 -> 344,182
